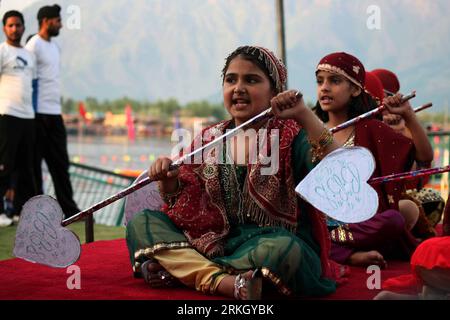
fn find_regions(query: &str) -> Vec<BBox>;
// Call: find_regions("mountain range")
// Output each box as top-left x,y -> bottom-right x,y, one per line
1,0 -> 449,112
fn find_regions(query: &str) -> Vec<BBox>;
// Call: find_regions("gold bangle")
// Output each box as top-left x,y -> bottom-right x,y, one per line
309,127 -> 333,148
309,127 -> 333,163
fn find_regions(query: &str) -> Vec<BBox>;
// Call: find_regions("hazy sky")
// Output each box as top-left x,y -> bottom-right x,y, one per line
0,0 -> 37,12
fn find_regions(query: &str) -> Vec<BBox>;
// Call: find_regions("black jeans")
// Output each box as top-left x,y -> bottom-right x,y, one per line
34,113 -> 80,217
0,115 -> 38,215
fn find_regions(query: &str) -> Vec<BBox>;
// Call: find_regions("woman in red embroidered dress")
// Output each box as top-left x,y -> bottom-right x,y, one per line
126,46 -> 343,299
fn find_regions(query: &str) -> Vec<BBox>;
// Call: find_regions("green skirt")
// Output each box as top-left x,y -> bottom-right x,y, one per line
126,209 -> 336,297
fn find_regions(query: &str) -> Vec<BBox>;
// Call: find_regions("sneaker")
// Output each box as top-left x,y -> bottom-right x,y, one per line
0,213 -> 13,227
12,215 -> 20,223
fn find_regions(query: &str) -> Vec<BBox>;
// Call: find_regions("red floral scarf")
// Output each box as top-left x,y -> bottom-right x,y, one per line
163,118 -> 302,257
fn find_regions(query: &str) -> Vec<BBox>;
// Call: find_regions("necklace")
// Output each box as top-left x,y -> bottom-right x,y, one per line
325,123 -> 355,147
342,128 -> 356,147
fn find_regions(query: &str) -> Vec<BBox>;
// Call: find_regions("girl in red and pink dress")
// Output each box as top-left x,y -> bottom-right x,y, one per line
312,52 -> 433,268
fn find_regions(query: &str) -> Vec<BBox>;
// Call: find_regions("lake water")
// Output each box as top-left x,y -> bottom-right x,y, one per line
67,135 -> 174,172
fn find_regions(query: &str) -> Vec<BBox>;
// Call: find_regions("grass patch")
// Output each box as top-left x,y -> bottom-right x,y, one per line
0,222 -> 125,261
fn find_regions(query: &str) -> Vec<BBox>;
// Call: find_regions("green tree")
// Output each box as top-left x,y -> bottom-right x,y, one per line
85,97 -> 100,112
184,100 -> 226,120
61,97 -> 76,113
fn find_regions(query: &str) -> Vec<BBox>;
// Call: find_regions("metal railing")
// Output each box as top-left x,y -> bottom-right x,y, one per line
43,162 -> 136,243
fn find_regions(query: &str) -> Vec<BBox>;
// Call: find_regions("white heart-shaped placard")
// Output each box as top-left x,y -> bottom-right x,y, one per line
296,147 -> 378,223
13,195 -> 81,268
124,171 -> 165,225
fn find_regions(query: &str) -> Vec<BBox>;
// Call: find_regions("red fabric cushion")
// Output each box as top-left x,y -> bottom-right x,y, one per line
0,239 -> 411,300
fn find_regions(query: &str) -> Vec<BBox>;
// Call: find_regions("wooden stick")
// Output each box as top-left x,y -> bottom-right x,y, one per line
369,165 -> 450,185
329,91 -> 416,134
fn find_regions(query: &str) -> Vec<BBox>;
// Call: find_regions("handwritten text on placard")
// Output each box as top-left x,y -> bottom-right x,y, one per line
296,147 -> 378,223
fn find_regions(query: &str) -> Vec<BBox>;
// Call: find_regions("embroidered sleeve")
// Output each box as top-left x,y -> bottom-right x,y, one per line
159,180 -> 183,208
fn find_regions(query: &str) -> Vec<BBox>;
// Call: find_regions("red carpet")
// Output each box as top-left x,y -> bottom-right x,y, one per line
0,238 -> 414,300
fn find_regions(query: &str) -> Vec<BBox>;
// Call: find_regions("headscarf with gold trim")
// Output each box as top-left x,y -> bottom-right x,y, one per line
316,52 -> 365,89
222,45 -> 287,93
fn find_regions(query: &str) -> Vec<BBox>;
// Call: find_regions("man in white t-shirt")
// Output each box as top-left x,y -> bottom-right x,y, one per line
0,10 -> 38,227
25,4 -> 80,219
